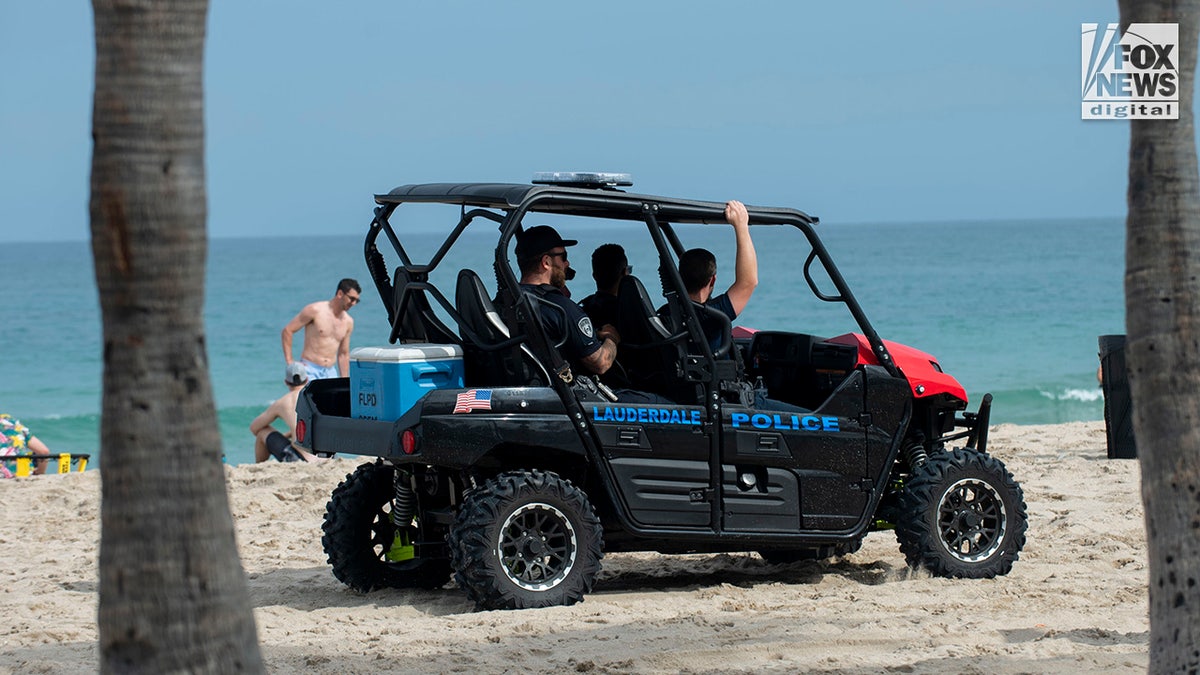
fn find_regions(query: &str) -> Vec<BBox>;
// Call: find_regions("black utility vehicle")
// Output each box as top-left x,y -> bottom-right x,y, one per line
297,173 -> 1027,610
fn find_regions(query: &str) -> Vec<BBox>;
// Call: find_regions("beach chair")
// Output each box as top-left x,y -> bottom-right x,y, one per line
1,453 -> 91,477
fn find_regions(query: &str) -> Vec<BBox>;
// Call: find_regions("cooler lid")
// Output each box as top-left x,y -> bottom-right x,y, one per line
351,343 -> 464,362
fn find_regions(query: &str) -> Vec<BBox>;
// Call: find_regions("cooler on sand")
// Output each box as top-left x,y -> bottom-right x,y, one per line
350,344 -> 465,420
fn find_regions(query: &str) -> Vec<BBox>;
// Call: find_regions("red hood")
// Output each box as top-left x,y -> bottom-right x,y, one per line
828,333 -> 967,403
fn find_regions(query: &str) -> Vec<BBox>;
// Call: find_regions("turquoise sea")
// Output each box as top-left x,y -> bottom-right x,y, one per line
1,215 -> 1125,467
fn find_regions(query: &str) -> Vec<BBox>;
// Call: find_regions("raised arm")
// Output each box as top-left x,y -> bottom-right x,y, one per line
723,200 -> 758,316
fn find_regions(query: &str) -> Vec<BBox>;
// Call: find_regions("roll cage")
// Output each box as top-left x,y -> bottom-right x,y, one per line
362,182 -> 901,391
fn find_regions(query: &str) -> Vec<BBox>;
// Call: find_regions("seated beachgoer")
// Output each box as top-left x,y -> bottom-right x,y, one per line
0,414 -> 53,477
250,363 -> 324,463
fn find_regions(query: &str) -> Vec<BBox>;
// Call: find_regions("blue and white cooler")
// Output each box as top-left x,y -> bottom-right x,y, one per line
349,344 -> 465,420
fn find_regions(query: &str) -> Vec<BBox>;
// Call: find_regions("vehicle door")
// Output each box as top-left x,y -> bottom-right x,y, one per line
589,396 -> 714,528
719,369 -> 871,533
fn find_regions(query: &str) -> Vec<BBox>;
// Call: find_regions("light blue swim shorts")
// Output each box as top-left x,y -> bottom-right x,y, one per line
302,359 -> 340,381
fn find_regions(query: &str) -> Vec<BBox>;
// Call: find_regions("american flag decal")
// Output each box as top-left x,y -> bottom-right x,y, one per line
453,389 -> 493,414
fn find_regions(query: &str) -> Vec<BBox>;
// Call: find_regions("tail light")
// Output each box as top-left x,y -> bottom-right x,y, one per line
401,429 -> 417,454
296,419 -> 307,443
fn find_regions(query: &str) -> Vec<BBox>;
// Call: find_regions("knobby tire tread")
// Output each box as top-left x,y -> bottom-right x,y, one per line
448,469 -> 603,610
322,461 -> 451,592
895,448 -> 1028,578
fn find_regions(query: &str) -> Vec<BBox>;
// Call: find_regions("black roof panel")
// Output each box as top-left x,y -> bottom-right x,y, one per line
375,182 -> 816,226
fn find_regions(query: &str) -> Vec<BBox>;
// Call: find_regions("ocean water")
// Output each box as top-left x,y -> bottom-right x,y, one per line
1,215 -> 1124,467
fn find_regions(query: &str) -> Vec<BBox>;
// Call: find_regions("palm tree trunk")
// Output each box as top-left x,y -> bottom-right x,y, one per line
1120,0 -> 1200,671
90,1 -> 263,672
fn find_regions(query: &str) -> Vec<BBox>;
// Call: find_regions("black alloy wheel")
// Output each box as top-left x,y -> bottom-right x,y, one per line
449,469 -> 603,610
894,448 -> 1027,578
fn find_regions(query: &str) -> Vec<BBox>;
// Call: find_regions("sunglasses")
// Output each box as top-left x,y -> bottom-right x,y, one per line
345,295 -> 361,304
546,251 -> 569,262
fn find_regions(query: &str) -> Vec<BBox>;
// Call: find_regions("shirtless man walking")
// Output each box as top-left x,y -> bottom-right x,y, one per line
282,278 -> 360,380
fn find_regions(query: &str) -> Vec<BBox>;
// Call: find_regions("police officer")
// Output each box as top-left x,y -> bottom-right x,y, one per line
578,243 -> 629,333
678,200 -> 757,355
515,225 -> 621,377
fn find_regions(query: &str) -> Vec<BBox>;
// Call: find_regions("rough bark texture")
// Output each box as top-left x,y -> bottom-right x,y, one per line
90,1 -> 263,672
1119,0 -> 1200,672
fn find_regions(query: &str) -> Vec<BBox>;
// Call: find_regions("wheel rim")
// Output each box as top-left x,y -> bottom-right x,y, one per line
936,478 -> 1007,562
496,502 -> 577,591
371,505 -> 429,566
369,504 -> 396,561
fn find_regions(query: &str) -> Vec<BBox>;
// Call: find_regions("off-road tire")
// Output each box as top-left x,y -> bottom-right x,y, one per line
322,461 -> 452,592
759,540 -> 863,565
894,448 -> 1027,578
448,469 -> 603,610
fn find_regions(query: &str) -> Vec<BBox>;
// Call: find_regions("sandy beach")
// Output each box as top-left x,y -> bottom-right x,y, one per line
0,421 -> 1149,673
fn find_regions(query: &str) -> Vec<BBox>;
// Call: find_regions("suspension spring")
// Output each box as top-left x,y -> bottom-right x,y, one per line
392,469 -> 416,528
903,436 -> 929,470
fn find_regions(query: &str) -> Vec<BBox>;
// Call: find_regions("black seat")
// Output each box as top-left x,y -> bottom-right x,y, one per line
747,332 -> 857,410
615,275 -> 698,403
455,270 -> 547,386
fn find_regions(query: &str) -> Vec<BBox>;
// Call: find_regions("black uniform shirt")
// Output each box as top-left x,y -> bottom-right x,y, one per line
521,283 -> 602,364
579,291 -> 619,331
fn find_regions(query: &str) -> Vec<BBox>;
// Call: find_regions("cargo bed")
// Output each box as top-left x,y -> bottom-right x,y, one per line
296,377 -> 399,458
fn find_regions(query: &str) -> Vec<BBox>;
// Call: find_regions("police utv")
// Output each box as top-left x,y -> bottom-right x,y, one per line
296,173 -> 1027,611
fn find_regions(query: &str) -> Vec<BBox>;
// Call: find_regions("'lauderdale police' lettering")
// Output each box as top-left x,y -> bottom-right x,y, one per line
590,405 -> 840,432
591,406 -> 702,426
731,412 -> 841,432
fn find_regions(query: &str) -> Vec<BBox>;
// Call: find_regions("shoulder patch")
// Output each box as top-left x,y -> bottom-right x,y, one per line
578,316 -> 595,339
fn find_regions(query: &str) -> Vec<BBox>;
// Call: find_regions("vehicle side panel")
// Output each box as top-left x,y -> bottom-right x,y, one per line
298,381 -> 586,465
589,402 -> 712,527
408,387 -> 584,468
720,370 -> 869,533
862,365 -> 913,499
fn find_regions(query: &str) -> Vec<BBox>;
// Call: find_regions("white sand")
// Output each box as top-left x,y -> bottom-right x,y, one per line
0,421 -> 1149,673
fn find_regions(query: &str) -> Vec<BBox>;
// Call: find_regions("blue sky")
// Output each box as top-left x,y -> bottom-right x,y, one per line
0,2 -> 1158,243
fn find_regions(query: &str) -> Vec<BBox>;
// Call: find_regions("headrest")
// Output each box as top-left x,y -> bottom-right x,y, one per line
617,275 -> 672,341
617,275 -> 655,313
456,269 -> 510,340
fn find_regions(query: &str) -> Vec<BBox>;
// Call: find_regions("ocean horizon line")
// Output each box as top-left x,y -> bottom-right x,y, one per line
0,213 -> 1126,246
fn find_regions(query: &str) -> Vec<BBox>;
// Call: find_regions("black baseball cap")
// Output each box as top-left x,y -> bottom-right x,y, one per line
515,225 -> 577,261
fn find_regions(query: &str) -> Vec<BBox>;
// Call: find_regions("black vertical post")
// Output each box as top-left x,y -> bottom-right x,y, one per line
1099,335 -> 1137,459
